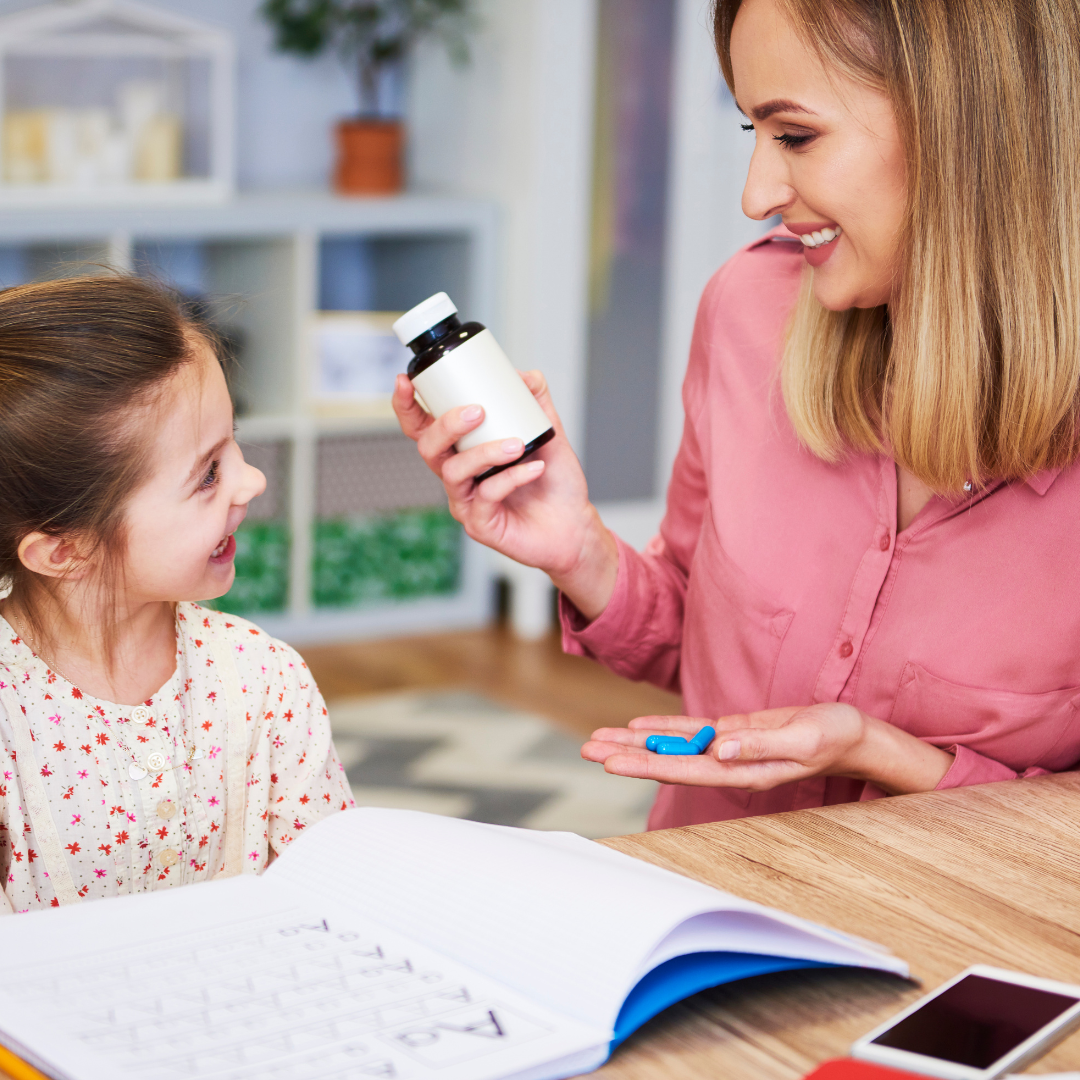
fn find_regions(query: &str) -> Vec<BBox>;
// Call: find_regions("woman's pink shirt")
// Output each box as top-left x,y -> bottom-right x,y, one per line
562,231 -> 1080,830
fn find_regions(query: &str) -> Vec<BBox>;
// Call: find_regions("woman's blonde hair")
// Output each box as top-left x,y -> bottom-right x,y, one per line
714,0 -> 1080,492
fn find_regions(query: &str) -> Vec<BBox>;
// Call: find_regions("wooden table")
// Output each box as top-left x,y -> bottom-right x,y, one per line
592,772 -> 1080,1078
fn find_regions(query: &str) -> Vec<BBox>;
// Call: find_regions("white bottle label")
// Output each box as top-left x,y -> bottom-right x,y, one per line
411,329 -> 552,451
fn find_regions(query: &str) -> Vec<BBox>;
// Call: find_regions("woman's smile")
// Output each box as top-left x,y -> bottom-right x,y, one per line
785,220 -> 843,266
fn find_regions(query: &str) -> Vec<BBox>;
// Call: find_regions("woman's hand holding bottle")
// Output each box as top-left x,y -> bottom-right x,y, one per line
392,370 -> 618,621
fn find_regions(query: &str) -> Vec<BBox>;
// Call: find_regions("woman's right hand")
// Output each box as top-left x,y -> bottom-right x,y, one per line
392,370 -> 618,621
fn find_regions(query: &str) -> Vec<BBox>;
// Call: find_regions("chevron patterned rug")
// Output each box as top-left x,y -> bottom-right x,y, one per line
328,690 -> 657,839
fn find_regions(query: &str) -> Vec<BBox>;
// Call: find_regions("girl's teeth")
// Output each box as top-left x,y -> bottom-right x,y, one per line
212,537 -> 228,557
811,230 -> 824,245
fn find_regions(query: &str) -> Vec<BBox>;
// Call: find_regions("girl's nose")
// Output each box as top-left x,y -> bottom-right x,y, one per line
741,140 -> 796,221
236,463 -> 267,506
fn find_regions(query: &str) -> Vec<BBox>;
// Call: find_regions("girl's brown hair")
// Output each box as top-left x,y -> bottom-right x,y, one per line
714,0 -> 1080,492
0,275 -> 204,652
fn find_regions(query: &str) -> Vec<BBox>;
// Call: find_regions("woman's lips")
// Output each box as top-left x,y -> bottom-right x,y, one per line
803,236 -> 840,267
785,221 -> 842,267
210,533 -> 236,564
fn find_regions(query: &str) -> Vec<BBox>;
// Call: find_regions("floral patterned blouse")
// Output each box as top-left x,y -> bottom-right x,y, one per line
0,602 -> 354,914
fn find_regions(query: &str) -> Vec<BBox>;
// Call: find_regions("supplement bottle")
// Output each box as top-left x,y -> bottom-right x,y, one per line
393,292 -> 555,481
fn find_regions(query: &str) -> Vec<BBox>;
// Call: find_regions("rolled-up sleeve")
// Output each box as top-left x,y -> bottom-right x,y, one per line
936,744 -> 1051,789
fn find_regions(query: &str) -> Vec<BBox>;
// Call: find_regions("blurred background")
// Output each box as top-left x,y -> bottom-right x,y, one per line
0,0 -> 764,837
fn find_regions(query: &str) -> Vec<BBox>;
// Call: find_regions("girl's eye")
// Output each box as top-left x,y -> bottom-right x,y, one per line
741,123 -> 754,132
200,460 -> 220,491
773,132 -> 814,149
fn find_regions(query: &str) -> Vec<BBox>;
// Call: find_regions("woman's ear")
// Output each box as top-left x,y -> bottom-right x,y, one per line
16,532 -> 91,581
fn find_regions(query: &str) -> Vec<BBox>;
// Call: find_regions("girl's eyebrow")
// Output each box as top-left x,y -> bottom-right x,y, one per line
741,98 -> 819,121
186,437 -> 229,487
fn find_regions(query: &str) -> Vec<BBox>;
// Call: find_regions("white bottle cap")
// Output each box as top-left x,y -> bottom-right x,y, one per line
392,292 -> 458,346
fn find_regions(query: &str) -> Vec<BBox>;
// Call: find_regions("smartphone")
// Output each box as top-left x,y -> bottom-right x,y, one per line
850,965 -> 1080,1079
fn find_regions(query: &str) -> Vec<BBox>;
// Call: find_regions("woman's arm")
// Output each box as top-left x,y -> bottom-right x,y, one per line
582,703 -> 955,795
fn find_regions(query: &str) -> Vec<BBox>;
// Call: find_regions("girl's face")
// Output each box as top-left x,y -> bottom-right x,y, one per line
121,339 -> 266,605
730,0 -> 906,310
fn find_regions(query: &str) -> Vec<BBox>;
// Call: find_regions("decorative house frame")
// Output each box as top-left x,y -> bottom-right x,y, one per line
0,0 -> 234,204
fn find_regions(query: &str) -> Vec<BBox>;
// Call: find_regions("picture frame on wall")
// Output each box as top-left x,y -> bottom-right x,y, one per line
310,311 -> 410,418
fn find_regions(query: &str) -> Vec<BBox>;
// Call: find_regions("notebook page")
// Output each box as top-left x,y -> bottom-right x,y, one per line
0,872 -> 605,1080
267,809 -> 908,1032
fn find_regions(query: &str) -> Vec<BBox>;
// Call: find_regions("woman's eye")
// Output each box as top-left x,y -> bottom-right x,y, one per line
200,460 -> 220,490
773,132 -> 813,149
741,123 -> 754,132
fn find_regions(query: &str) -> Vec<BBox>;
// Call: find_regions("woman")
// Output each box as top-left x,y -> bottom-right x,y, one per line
394,0 -> 1080,828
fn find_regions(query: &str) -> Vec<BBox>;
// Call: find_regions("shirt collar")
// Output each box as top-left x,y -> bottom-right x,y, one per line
1024,468 -> 1062,495
748,223 -> 801,249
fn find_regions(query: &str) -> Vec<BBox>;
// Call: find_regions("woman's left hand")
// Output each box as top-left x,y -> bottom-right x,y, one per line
582,704 -> 955,796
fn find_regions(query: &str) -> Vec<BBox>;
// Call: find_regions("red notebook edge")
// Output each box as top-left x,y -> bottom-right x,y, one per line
803,1060 -> 931,1080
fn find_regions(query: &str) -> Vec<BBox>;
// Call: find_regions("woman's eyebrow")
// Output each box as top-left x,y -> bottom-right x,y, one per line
743,99 -> 819,121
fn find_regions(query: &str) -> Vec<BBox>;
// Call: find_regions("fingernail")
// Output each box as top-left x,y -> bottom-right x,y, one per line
718,740 -> 740,761
462,405 -> 483,422
527,460 -> 545,473
501,438 -> 523,454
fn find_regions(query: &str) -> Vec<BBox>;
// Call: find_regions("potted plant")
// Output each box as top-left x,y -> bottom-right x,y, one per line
260,0 -> 473,195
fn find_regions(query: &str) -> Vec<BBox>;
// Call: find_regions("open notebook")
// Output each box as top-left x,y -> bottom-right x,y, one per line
0,808 -> 908,1080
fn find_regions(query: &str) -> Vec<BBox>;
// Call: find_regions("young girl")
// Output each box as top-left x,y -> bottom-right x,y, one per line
0,275 -> 354,913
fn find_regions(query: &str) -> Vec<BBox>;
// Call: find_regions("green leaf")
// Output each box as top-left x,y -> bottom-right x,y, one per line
259,0 -> 336,55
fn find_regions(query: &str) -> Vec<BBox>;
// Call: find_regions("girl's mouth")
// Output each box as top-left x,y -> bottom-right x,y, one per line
210,534 -> 236,563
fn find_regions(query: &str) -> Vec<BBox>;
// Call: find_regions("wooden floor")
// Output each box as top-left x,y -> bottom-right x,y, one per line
302,625 -> 683,740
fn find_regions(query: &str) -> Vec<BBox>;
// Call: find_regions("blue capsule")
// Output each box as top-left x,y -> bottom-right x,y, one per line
690,725 -> 716,753
645,725 -> 716,755
646,736 -> 696,754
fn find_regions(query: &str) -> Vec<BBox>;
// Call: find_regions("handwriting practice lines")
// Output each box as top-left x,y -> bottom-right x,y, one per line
0,876 -> 599,1080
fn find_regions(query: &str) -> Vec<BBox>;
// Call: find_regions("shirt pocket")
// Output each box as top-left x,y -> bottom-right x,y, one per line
681,507 -> 795,717
889,661 -> 1080,772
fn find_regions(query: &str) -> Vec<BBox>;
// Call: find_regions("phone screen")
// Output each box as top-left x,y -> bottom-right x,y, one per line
871,974 -> 1079,1069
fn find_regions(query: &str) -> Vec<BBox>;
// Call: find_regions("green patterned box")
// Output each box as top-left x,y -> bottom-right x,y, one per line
208,520 -> 290,616
313,507 -> 462,608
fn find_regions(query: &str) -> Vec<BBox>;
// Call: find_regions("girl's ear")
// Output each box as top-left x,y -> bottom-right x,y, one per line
17,532 -> 92,581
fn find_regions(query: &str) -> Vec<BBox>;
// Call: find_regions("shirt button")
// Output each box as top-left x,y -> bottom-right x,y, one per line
158,849 -> 179,868
839,641 -> 854,658
879,534 -> 891,551
146,751 -> 167,771
131,706 -> 151,725
157,800 -> 177,820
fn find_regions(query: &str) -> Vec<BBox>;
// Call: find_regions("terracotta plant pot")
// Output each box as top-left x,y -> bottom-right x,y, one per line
334,118 -> 404,196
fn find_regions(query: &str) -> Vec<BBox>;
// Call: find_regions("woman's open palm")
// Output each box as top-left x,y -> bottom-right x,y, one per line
581,704 -> 869,791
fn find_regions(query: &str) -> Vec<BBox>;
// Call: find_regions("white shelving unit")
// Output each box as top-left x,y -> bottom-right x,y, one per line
0,191 -> 499,643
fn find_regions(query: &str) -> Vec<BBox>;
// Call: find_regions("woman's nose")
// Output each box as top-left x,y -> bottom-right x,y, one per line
741,141 -> 796,221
